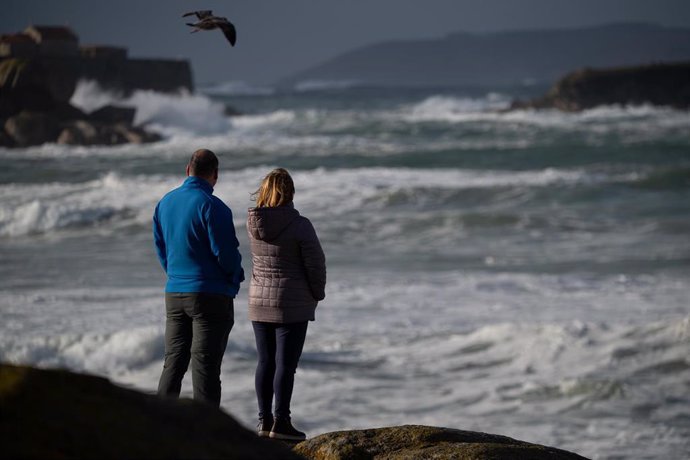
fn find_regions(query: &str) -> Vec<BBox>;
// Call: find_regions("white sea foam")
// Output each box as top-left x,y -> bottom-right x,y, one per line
1,262 -> 688,459
0,166 -> 637,238
199,80 -> 275,96
404,95 -> 690,129
70,79 -> 231,136
293,79 -> 361,92
0,172 -> 184,237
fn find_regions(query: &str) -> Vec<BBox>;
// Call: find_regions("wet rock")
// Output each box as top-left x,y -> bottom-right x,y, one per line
293,425 -> 590,460
56,120 -> 100,145
53,102 -> 88,122
0,128 -> 15,147
4,110 -> 59,146
0,363 -> 302,460
89,105 -> 136,124
224,104 -> 243,117
511,61 -> 690,111
114,123 -> 162,144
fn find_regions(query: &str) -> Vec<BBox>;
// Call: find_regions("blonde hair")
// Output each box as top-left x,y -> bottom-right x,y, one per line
252,168 -> 295,207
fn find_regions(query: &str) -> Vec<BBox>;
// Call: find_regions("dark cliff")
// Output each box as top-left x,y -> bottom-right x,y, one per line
511,61 -> 690,111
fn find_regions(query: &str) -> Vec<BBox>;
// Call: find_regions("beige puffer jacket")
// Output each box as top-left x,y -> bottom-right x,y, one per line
247,204 -> 326,323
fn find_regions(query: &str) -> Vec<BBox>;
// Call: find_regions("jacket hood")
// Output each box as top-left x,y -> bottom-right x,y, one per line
247,204 -> 300,241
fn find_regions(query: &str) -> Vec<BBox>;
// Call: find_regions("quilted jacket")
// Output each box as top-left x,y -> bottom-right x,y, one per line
247,203 -> 326,323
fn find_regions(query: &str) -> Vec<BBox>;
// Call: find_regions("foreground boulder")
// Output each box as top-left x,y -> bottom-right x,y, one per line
0,364 -> 301,459
294,425 -> 589,460
511,61 -> 690,111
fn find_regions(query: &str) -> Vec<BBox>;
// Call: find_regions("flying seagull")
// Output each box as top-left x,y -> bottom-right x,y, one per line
183,10 -> 236,46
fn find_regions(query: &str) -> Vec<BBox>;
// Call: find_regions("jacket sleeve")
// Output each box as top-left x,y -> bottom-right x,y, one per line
205,198 -> 245,286
299,218 -> 326,301
152,203 -> 167,272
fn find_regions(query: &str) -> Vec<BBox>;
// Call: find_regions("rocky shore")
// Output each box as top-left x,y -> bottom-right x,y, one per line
0,24 -> 195,148
1,363 -> 590,459
0,57 -> 162,148
511,61 -> 690,111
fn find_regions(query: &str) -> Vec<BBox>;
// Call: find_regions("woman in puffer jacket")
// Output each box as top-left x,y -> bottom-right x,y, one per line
247,168 -> 326,441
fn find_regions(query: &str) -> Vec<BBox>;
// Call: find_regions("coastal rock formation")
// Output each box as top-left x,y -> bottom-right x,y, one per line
0,364 -> 592,460
511,61 -> 690,111
0,58 -> 161,147
0,24 -> 194,147
294,425 -> 590,460
0,363 -> 301,460
1,25 -> 193,95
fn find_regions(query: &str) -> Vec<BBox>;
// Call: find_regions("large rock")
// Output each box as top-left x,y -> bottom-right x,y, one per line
114,123 -> 162,144
0,128 -> 15,147
57,120 -> 161,146
0,58 -> 56,114
0,364 -> 302,459
511,61 -> 690,111
294,425 -> 589,460
0,57 -> 78,109
4,110 -> 59,146
89,105 -> 136,124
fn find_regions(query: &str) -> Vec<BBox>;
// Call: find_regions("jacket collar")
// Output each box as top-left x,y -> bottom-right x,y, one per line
183,175 -> 214,193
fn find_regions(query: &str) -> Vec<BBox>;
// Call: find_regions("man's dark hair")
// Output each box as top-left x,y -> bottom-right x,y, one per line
188,149 -> 219,178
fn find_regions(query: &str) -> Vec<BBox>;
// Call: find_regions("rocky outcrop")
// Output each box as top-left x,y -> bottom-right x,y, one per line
0,23 -> 193,147
294,425 -> 590,460
56,120 -> 161,146
1,25 -> 193,95
511,61 -> 690,111
0,363 -> 301,459
1,363 -> 591,460
0,58 -> 161,147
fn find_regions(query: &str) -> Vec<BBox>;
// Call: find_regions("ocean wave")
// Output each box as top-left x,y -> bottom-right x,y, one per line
0,326 -> 164,374
199,80 -> 275,96
0,172 -> 177,237
293,79 -> 361,92
0,166 -> 648,237
70,79 -> 231,136
404,95 -> 690,129
407,94 -> 512,119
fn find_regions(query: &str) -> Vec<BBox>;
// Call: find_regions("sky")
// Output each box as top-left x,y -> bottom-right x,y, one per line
2,0 -> 690,86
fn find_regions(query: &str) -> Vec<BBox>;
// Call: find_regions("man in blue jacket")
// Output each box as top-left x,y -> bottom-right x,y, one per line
153,149 -> 244,407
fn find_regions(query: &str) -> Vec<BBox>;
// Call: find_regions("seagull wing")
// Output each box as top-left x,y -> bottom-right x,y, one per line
182,10 -> 213,19
218,21 -> 236,46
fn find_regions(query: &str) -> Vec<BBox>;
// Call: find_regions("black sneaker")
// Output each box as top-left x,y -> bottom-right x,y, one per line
269,417 -> 306,441
257,416 -> 274,438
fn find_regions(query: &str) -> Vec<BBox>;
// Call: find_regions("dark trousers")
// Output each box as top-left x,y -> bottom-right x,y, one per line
252,321 -> 308,419
158,292 -> 234,407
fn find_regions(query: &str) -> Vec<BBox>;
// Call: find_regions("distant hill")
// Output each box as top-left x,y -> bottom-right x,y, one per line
278,23 -> 690,88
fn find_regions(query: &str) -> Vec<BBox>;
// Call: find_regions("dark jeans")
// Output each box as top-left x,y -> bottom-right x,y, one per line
158,292 -> 234,407
252,321 -> 308,419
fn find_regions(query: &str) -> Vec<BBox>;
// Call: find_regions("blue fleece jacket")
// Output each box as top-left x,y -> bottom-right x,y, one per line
153,176 -> 244,296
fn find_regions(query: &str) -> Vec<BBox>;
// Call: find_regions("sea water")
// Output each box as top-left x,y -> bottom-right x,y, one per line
1,80 -> 689,459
